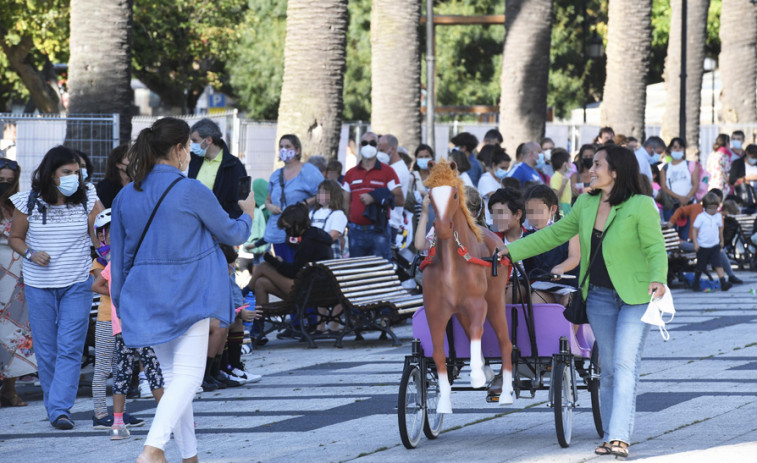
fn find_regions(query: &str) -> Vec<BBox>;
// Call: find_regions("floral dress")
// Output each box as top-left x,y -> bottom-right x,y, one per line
706,147 -> 733,196
0,214 -> 37,379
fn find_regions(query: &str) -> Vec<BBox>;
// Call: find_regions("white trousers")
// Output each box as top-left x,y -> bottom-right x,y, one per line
144,318 -> 209,458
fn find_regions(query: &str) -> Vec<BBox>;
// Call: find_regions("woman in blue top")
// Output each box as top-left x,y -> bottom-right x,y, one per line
264,134 -> 323,262
110,118 -> 254,463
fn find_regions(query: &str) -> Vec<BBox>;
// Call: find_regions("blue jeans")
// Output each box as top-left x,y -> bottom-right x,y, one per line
586,285 -> 650,444
25,276 -> 94,423
348,223 -> 391,259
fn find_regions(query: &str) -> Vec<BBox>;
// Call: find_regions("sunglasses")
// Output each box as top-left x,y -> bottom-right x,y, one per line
360,140 -> 377,147
0,159 -> 19,171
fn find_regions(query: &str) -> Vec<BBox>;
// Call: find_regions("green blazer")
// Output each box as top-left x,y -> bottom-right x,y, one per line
507,193 -> 667,305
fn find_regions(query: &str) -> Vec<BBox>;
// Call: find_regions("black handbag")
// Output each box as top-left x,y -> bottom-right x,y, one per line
563,221 -> 612,324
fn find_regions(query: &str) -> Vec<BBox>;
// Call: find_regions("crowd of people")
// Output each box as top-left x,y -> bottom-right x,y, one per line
0,116 -> 755,461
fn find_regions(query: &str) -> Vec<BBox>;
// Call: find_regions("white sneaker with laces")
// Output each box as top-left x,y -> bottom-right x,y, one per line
138,380 -> 153,399
232,367 -> 262,383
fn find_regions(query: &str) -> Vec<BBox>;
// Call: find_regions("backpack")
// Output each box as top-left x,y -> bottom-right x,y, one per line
26,189 -> 88,225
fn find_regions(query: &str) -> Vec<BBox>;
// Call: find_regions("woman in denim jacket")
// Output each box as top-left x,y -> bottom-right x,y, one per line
110,117 -> 254,463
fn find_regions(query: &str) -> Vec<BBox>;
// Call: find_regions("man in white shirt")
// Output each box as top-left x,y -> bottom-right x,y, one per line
634,136 -> 666,183
378,134 -> 412,247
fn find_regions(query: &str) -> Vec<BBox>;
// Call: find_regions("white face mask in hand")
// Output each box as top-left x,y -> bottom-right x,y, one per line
641,285 -> 675,341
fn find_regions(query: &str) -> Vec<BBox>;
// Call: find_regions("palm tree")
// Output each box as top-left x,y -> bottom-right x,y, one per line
499,0 -> 554,156
66,0 -> 134,149
719,0 -> 757,124
370,0 -> 422,153
276,0 -> 349,161
661,0 -> 710,156
601,0 -> 653,140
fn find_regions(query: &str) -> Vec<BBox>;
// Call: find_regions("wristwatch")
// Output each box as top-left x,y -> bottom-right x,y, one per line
24,248 -> 35,261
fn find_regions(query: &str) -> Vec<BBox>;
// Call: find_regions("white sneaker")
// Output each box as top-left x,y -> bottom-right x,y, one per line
138,380 -> 153,399
240,344 -> 252,356
231,367 -> 261,383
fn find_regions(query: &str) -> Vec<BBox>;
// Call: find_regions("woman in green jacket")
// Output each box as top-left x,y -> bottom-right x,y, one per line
506,144 -> 667,459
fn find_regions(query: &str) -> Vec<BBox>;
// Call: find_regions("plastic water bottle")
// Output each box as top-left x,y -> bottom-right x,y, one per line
243,292 -> 256,336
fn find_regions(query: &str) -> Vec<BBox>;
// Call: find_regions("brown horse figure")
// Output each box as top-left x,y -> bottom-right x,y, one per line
422,160 -> 514,414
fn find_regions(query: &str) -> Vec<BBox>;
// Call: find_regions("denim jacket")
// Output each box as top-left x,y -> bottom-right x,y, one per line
110,165 -> 252,348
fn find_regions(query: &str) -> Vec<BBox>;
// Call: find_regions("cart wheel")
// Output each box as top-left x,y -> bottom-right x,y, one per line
552,360 -> 573,448
423,368 -> 444,439
589,341 -> 603,438
398,364 -> 425,449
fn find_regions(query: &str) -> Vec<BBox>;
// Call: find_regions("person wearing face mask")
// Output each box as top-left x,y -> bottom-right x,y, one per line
728,144 -> 757,210
705,133 -> 733,195
540,137 -> 555,177
507,141 -> 544,186
75,149 -> 94,184
376,134 -> 410,246
110,117 -> 254,463
450,132 -> 483,185
263,134 -> 324,263
96,144 -> 131,208
477,146 -> 510,227
187,118 -> 248,219
0,159 -> 36,411
572,144 -> 596,197
8,146 -> 104,430
633,136 -> 665,183
730,130 -> 746,161
659,137 -> 700,224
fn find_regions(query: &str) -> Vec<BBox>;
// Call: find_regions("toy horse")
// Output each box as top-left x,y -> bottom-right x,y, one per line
421,160 -> 514,414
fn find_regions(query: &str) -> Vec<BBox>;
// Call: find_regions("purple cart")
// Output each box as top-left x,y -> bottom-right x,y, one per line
398,300 -> 602,449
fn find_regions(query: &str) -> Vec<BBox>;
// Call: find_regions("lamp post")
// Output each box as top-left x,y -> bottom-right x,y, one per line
425,0 -> 435,153
679,0 -> 687,141
703,57 -> 716,124
581,1 -> 604,124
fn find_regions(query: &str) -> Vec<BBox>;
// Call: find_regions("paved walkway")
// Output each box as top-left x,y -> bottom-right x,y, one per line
1,273 -> 757,462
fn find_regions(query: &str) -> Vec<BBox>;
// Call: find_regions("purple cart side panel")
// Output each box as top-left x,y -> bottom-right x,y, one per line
412,304 -> 594,359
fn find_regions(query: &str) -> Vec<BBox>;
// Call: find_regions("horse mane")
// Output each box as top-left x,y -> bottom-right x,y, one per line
425,159 -> 482,242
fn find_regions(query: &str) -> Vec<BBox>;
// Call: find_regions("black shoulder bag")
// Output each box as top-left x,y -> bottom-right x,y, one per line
564,221 -> 612,324
132,176 -> 183,261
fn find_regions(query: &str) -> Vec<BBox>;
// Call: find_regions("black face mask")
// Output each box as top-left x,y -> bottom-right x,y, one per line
0,182 -> 12,197
582,158 -> 593,169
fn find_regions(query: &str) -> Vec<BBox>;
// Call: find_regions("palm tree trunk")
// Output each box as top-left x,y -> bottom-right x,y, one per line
719,0 -> 757,124
499,0 -> 554,156
661,0 -> 710,158
370,0 -> 422,153
67,0 -> 134,148
276,0 -> 348,161
601,0 -> 653,140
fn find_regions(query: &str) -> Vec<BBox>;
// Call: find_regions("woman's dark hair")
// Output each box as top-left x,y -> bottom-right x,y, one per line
576,144 -> 596,173
550,148 -> 570,171
502,176 -> 521,191
450,132 -> 478,153
488,187 -> 526,224
32,145 -> 87,206
280,134 -> 303,160
449,149 -> 471,173
0,160 -> 20,207
412,144 -> 434,172
668,137 -> 687,152
104,144 -> 130,185
314,179 -> 345,211
713,133 -> 729,151
75,150 -> 94,182
219,243 -> 239,264
278,203 -> 310,237
588,145 -> 644,206
524,183 -> 560,219
480,144 -> 508,169
128,117 -> 190,191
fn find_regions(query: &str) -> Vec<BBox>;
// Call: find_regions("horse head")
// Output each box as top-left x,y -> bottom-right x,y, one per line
430,185 -> 459,240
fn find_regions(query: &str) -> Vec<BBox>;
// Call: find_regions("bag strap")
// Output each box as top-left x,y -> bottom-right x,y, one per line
578,220 -> 613,294
133,176 -> 183,261
278,168 -> 287,209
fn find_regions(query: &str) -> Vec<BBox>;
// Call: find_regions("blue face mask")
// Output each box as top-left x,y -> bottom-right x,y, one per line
416,158 -> 430,170
649,153 -> 661,164
747,157 -> 757,166
80,168 -> 88,180
495,168 -> 508,179
535,152 -> 546,171
191,141 -> 206,156
57,174 -> 80,197
732,140 -> 743,150
671,151 -> 685,161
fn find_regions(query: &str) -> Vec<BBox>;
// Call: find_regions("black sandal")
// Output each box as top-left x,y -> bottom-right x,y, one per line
610,441 -> 629,458
595,442 -> 612,455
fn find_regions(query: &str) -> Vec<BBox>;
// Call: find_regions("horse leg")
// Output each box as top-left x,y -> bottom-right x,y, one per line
428,310 -> 453,414
466,299 -> 488,389
457,311 -> 494,384
486,299 -> 514,405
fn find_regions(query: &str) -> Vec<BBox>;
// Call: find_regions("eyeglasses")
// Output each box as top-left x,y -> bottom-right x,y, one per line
360,140 -> 377,147
0,159 -> 19,171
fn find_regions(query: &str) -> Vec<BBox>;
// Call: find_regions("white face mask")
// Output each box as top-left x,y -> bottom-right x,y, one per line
180,147 -> 190,176
671,150 -> 685,161
732,140 -> 743,150
279,148 -> 297,163
377,151 -> 390,164
80,168 -> 88,180
360,145 -> 377,160
57,174 -> 80,197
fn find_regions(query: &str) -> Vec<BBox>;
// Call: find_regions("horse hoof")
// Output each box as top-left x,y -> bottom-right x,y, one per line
470,369 -> 487,389
483,365 -> 495,383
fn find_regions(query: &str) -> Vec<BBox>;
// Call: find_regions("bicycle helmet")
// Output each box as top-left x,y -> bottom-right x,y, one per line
94,208 -> 112,230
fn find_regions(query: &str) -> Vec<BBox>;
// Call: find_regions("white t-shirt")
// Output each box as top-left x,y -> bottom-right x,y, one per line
460,172 -> 474,188
389,160 -> 411,229
309,208 -> 348,236
665,161 -> 692,197
692,211 -> 722,248
477,172 -> 502,226
11,183 -> 98,288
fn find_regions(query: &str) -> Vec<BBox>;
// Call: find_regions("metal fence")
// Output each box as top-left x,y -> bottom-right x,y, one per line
0,113 -> 119,191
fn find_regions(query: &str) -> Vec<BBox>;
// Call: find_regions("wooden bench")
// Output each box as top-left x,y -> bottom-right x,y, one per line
257,256 -> 424,348
727,214 -> 757,269
662,226 -> 701,286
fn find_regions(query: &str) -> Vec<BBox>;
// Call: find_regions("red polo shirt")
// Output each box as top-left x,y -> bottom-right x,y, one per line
342,161 -> 400,225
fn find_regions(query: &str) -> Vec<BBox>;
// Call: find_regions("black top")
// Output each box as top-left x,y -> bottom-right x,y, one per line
187,141 -> 248,219
264,227 -> 334,279
95,178 -> 123,209
522,229 -> 578,286
589,228 -> 614,289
